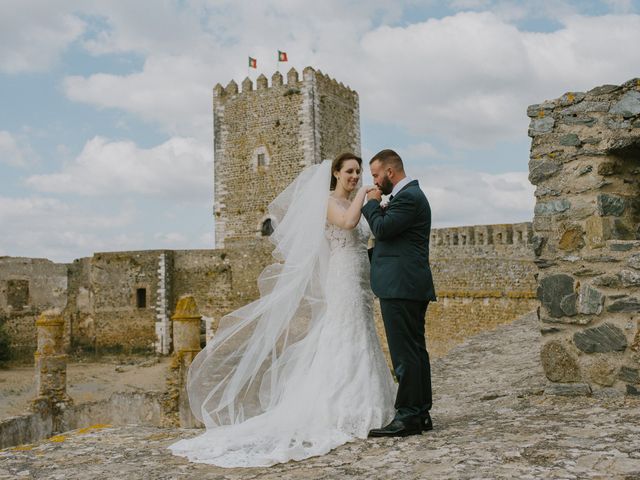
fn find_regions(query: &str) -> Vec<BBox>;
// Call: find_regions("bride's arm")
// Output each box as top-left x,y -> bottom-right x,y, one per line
326,186 -> 371,230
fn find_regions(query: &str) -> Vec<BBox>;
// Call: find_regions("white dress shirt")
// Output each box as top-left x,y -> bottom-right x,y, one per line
389,176 -> 413,198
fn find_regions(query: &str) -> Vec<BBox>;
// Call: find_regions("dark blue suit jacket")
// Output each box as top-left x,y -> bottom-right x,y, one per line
362,180 -> 437,301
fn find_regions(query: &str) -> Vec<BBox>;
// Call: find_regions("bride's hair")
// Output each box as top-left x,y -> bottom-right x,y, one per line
330,152 -> 362,190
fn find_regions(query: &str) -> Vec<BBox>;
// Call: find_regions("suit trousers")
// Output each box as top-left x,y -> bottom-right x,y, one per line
379,298 -> 432,420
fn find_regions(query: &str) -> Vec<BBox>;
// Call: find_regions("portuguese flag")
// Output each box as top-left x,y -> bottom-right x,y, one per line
278,50 -> 288,62
248,57 -> 257,68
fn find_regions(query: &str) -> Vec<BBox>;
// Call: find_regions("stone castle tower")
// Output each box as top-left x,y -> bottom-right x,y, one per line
213,66 -> 361,248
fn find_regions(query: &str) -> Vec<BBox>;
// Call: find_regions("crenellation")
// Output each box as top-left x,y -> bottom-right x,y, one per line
224,79 -> 238,95
256,74 -> 268,90
241,76 -> 253,92
271,71 -> 283,87
287,67 -> 298,84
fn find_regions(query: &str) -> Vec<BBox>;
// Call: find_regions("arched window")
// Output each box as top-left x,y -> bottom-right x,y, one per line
261,218 -> 274,236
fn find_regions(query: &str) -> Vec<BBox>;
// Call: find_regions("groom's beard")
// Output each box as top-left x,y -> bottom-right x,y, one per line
378,175 -> 393,195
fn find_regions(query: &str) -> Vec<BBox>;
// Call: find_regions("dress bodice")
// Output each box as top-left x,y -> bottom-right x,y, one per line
325,218 -> 370,252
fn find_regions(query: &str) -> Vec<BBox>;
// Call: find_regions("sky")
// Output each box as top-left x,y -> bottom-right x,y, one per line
1,0 -> 640,262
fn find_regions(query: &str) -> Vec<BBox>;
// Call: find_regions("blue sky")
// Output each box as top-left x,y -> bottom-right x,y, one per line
1,0 -> 640,262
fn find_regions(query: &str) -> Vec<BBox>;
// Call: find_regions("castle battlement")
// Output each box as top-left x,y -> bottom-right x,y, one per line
430,222 -> 533,248
213,66 -> 361,248
213,67 -> 357,102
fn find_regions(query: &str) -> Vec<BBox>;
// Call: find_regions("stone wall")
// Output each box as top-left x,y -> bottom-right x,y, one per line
0,257 -> 69,359
528,78 -> 640,394
425,223 -> 538,357
213,67 -> 360,248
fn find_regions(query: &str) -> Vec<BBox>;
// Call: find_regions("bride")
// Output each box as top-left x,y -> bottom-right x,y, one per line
169,153 -> 396,467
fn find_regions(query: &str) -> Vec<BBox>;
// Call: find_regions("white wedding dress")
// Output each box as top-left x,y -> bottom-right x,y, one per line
169,161 -> 395,467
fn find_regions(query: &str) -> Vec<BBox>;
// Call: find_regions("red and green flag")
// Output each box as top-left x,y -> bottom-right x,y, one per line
278,50 -> 288,62
248,56 -> 257,68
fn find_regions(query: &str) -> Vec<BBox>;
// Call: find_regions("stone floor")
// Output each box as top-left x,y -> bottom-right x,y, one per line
2,312 -> 640,479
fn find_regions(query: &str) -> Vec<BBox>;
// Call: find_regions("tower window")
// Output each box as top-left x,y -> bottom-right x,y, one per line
261,218 -> 274,236
136,288 -> 147,309
257,153 -> 266,167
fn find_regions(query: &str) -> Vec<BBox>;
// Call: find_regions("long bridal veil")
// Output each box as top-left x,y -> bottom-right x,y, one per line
186,159 -> 332,428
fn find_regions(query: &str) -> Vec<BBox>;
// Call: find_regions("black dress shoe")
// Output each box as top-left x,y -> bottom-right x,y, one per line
422,412 -> 433,432
368,418 -> 423,438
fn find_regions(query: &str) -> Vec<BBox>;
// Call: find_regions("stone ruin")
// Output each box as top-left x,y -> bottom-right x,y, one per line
528,78 -> 640,395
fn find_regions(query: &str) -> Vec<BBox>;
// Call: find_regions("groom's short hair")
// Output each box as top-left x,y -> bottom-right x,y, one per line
370,149 -> 404,172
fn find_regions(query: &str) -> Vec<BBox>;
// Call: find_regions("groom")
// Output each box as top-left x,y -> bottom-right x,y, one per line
362,149 -> 437,437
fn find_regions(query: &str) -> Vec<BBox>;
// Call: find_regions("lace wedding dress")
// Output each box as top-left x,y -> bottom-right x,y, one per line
169,161 -> 395,467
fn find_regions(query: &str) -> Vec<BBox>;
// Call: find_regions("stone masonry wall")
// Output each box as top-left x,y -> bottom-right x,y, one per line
213,67 -> 360,248
425,223 -> 538,357
528,78 -> 640,395
0,257 -> 69,359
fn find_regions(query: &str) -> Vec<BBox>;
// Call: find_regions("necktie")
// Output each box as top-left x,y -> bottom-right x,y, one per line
389,194 -> 394,201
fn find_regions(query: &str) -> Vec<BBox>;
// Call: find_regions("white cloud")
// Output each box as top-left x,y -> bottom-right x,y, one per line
402,142 -> 441,161
358,12 -> 640,147
0,1 -> 84,73
26,136 -> 211,201
0,131 -> 38,167
0,195 -> 139,262
417,167 -> 535,227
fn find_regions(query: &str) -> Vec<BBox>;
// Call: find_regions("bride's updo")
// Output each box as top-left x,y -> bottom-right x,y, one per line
330,152 -> 362,191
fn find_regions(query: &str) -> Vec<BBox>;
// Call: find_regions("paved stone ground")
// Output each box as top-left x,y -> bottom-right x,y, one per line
2,312 -> 640,479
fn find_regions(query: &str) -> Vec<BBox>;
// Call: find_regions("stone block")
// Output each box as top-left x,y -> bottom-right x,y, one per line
618,366 -> 640,384
544,383 -> 591,396
585,216 -> 612,248
597,194 -> 625,216
558,225 -> 584,251
528,158 -> 561,184
584,356 -> 619,386
618,269 -> 640,287
540,341 -> 580,382
607,297 -> 640,313
609,90 -> 640,116
577,285 -> 604,315
627,253 -> 640,270
573,323 -> 628,353
559,133 -> 581,146
534,199 -> 571,216
537,274 -> 575,318
528,116 -> 555,136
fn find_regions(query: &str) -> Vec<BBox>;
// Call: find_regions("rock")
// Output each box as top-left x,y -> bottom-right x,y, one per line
627,384 -> 640,395
559,133 -> 581,146
597,161 -> 619,176
585,216 -> 612,248
560,115 -> 596,126
618,269 -> 640,287
573,267 -> 604,277
560,101 -> 610,115
528,159 -> 561,184
528,116 -> 555,136
609,90 -> 640,116
558,226 -> 584,251
627,253 -> 640,269
618,366 -> 640,384
534,199 -> 571,216
573,323 -> 628,353
577,165 -> 593,176
560,293 -> 578,316
585,356 -> 618,386
559,92 -> 586,106
544,382 -> 591,396
527,101 -> 556,117
532,235 -> 545,257
578,285 -> 605,315
608,297 -> 640,312
610,242 -> 634,252
597,194 -> 625,216
587,84 -> 620,96
541,341 -> 581,382
538,274 -> 575,318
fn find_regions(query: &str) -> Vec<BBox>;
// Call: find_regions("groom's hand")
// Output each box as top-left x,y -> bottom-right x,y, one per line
367,187 -> 382,202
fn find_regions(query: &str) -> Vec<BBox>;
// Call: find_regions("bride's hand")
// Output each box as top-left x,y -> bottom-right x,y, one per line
361,185 -> 376,193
